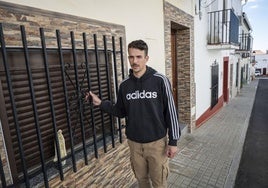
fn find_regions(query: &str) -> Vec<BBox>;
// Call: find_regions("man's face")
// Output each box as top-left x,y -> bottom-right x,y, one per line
128,47 -> 149,77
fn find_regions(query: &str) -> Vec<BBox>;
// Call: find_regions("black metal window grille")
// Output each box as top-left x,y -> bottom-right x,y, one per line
239,33 -> 253,52
236,62 -> 239,87
0,23 -> 125,187
246,64 -> 249,81
240,66 -> 244,88
211,62 -> 219,108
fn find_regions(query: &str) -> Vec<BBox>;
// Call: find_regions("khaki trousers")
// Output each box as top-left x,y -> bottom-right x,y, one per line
128,137 -> 169,188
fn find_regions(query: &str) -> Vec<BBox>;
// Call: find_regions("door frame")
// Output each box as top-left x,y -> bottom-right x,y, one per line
171,29 -> 178,106
223,57 -> 229,102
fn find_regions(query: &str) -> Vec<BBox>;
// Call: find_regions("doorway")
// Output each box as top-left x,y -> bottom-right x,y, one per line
223,57 -> 229,102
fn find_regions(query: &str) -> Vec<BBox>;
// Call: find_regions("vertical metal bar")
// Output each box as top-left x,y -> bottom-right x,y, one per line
210,65 -> 213,107
0,23 -> 29,187
119,37 -> 125,80
93,34 -> 107,152
56,30 -> 77,171
244,34 -> 245,49
82,32 -> 99,158
103,35 -> 115,148
225,10 -> 227,43
213,12 -> 215,43
219,11 -> 221,43
210,12 -> 216,44
229,10 -> 231,43
70,31 -> 88,165
0,153 -> 7,188
40,28 -> 64,181
119,37 -> 128,131
208,12 -> 212,44
228,9 -> 231,44
112,37 -> 119,96
20,25 -> 49,187
112,36 -> 122,143
218,11 -> 221,43
213,12 -> 216,43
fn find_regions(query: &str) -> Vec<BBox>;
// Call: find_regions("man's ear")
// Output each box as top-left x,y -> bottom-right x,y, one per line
145,55 -> 149,62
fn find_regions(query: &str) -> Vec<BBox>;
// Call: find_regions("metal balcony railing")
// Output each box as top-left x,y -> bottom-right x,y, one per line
238,33 -> 253,52
208,9 -> 239,46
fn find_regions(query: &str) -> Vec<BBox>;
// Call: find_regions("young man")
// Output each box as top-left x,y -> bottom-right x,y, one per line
86,40 -> 180,188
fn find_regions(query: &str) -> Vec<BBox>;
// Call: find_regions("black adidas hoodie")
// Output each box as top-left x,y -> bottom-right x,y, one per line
100,66 -> 180,146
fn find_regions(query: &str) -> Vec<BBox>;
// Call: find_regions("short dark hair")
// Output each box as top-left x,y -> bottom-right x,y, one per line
128,40 -> 148,56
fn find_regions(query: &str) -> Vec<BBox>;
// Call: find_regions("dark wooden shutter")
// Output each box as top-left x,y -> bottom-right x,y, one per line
0,47 -> 112,178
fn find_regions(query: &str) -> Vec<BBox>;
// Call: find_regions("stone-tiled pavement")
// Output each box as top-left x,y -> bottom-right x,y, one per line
167,80 -> 258,188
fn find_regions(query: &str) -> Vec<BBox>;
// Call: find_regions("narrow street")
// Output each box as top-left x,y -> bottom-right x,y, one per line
235,78 -> 268,188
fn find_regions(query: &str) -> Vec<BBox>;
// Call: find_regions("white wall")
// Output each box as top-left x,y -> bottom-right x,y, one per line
1,0 -> 166,74
194,0 -> 242,119
194,4 -> 223,119
231,0 -> 243,16
254,54 -> 268,73
166,0 -> 195,15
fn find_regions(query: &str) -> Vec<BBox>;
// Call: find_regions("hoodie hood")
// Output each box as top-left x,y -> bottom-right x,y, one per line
129,66 -> 157,82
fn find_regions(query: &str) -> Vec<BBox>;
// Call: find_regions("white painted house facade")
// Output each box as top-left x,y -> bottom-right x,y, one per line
253,51 -> 268,75
194,0 -> 252,126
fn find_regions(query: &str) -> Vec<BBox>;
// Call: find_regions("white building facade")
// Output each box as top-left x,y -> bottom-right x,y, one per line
253,51 -> 268,75
194,0 -> 252,126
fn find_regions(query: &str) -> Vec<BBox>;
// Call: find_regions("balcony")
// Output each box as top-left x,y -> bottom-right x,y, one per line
236,33 -> 253,58
207,9 -> 239,50
238,34 -> 253,52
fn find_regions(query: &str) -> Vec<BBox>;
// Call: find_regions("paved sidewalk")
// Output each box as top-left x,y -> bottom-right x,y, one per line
168,80 -> 258,188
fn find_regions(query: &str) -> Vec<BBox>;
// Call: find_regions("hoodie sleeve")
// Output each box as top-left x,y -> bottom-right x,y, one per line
99,86 -> 126,118
161,75 -> 181,146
